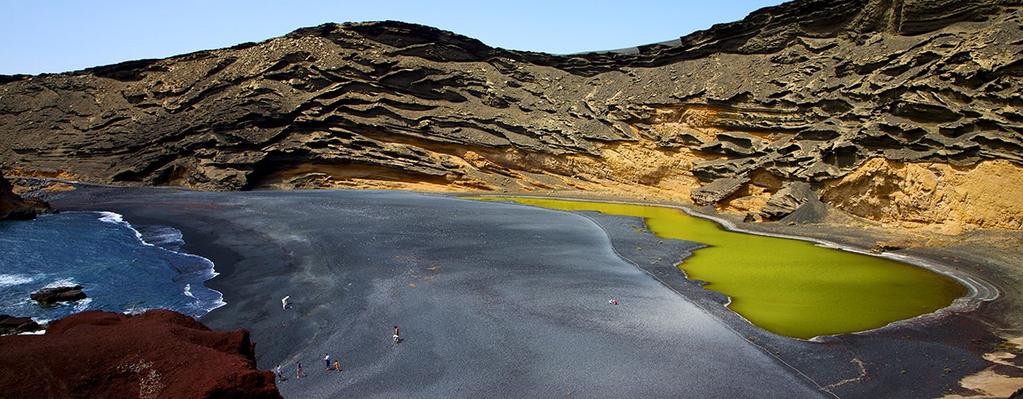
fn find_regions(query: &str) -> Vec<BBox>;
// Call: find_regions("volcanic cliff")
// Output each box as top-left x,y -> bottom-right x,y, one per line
0,310 -> 282,399
1,0 -> 1022,232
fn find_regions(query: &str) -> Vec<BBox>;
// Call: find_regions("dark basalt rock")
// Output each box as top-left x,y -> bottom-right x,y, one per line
779,197 -> 830,224
691,177 -> 749,206
761,182 -> 817,220
31,286 -> 87,305
0,315 -> 42,335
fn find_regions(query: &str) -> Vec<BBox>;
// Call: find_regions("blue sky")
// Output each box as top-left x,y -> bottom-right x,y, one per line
1,1 -> 783,75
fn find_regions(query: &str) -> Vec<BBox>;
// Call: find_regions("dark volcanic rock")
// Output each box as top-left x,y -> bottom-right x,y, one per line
691,177 -> 748,206
30,286 -> 87,305
0,0 -> 1021,225
0,315 -> 42,335
0,310 -> 281,398
0,171 -> 50,220
761,182 -> 816,220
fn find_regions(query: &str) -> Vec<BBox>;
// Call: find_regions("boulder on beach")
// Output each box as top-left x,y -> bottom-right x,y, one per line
31,285 -> 87,305
0,310 -> 281,398
0,315 -> 42,336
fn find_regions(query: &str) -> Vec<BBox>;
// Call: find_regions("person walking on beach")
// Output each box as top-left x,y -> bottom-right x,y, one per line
282,296 -> 290,310
275,365 -> 285,382
392,325 -> 401,344
296,361 -> 305,379
324,353 -> 331,370
333,359 -> 342,372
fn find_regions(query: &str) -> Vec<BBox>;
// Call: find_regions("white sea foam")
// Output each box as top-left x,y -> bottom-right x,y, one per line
71,297 -> 93,312
97,211 -> 150,246
124,305 -> 151,315
144,226 -> 185,250
0,273 -> 36,287
95,211 -> 226,316
43,278 -> 79,288
184,283 -> 194,298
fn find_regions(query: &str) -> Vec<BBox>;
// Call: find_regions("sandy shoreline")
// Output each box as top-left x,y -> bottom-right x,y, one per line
32,185 -> 1023,397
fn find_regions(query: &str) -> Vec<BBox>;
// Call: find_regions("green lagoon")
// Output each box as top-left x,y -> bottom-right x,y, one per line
477,197 -> 966,339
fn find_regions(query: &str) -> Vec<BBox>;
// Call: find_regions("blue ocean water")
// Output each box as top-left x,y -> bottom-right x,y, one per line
0,211 -> 224,323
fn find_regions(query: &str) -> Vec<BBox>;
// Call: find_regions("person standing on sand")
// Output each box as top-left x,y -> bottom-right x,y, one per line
393,325 -> 401,344
282,296 -> 290,310
333,359 -> 342,372
296,361 -> 304,379
324,353 -> 331,370
275,365 -> 285,382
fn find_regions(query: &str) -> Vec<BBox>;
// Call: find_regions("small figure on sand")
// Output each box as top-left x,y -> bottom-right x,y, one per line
282,295 -> 290,310
392,325 -> 401,344
275,365 -> 286,382
608,298 -> 619,305
333,359 -> 342,372
324,353 -> 331,370
296,361 -> 305,379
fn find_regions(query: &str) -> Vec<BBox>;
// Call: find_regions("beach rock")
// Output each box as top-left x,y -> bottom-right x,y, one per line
779,197 -> 829,225
761,182 -> 816,220
691,177 -> 749,206
0,310 -> 281,398
871,240 -> 910,254
30,286 -> 87,305
0,171 -> 50,220
0,315 -> 41,335
1,0 -> 1022,230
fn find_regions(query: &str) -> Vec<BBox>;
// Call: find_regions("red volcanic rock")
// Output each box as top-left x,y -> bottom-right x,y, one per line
0,310 -> 281,399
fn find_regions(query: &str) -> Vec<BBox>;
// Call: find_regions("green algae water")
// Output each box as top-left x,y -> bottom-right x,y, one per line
475,197 -> 965,339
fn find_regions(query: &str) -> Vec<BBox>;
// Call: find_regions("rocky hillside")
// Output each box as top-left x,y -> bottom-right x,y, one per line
0,310 -> 281,398
0,170 -> 50,220
1,0 -> 1021,232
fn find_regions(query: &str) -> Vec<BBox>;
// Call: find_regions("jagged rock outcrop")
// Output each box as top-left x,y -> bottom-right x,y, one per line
31,285 -> 87,305
0,315 -> 41,336
1,0 -> 1021,230
0,310 -> 281,398
0,170 -> 50,220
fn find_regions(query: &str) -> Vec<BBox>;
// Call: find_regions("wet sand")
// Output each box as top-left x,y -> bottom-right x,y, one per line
47,186 -> 1008,398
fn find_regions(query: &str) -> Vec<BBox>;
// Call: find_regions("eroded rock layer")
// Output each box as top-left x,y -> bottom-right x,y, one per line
1,0 -> 1021,230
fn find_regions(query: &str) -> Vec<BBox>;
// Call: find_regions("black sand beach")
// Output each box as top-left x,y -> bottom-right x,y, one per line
48,187 -> 1005,398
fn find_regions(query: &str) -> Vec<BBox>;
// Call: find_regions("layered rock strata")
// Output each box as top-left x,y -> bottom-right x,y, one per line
1,0 -> 1021,231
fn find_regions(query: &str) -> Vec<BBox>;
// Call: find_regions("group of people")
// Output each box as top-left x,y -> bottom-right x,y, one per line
275,353 -> 343,381
275,295 -> 403,383
324,353 -> 342,372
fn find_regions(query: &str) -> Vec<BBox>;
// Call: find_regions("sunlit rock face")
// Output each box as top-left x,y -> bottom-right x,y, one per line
1,0 -> 1021,229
